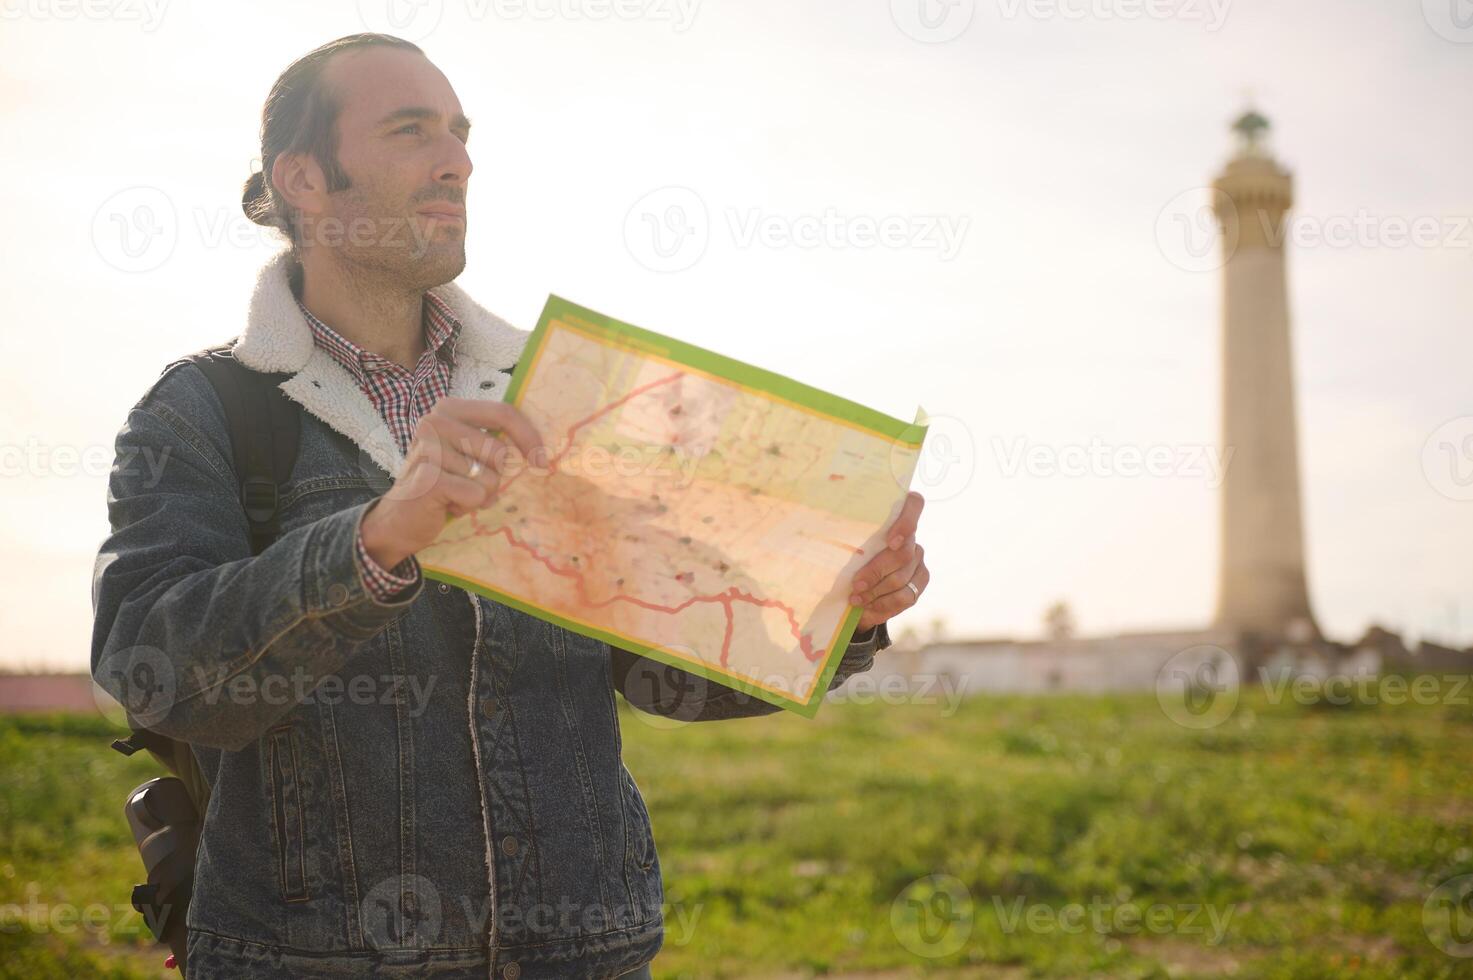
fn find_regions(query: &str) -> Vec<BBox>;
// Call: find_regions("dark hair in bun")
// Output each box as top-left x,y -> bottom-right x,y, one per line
241,170 -> 272,225
242,33 -> 423,247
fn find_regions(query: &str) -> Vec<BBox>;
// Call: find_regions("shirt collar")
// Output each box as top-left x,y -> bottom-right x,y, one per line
294,292 -> 462,385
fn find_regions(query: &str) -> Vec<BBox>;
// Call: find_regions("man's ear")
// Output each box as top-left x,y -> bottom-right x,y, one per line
271,152 -> 327,237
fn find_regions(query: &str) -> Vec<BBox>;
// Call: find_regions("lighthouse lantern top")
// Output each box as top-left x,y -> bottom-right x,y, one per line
1231,109 -> 1271,156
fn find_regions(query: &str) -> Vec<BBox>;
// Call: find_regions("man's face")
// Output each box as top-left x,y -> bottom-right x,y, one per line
303,46 -> 473,289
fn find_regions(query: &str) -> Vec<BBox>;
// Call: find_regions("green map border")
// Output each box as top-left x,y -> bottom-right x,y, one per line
422,294 -> 922,718
507,296 -> 927,446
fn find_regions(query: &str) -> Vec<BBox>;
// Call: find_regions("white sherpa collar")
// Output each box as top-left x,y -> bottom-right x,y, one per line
231,248 -> 530,476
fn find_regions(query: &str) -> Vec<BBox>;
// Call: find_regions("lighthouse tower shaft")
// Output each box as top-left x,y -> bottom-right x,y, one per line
1211,126 -> 1317,639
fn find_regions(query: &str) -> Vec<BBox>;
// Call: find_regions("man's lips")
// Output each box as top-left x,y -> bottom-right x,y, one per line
417,206 -> 465,221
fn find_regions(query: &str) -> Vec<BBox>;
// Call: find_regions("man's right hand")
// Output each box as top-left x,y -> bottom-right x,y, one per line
360,398 -> 548,570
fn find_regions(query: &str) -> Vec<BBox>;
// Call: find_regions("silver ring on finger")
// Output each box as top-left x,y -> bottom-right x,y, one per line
905,581 -> 919,599
467,458 -> 482,478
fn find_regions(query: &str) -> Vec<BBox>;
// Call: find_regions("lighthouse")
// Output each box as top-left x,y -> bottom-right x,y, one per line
1212,110 -> 1318,641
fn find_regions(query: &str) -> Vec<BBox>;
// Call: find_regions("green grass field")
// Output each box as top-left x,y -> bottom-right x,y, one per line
3,690 -> 1472,978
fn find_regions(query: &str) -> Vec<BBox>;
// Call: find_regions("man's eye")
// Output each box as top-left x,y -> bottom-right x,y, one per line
395,123 -> 422,136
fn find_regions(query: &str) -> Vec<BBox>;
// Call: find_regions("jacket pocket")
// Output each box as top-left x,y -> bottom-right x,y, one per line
621,766 -> 657,873
266,723 -> 310,902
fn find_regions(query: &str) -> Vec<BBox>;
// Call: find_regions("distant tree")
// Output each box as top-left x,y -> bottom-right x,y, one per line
1044,600 -> 1075,641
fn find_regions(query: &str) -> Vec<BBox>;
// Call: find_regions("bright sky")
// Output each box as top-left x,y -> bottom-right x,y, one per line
2,0 -> 1470,670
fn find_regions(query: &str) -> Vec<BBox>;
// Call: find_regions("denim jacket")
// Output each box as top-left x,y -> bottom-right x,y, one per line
89,249 -> 890,979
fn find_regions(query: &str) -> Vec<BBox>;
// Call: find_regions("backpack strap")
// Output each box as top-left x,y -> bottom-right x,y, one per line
110,726 -> 182,759
188,344 -> 300,557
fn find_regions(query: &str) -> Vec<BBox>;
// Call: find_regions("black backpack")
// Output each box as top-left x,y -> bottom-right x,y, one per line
109,343 -> 301,975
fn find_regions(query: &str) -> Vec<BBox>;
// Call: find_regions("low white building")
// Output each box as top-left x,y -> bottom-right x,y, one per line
865,624 -> 1460,700
871,629 -> 1244,696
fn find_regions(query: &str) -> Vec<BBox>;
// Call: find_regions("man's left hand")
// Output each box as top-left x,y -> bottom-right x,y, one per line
848,490 -> 928,633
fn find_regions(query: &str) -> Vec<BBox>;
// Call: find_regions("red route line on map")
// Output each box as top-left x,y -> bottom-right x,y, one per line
497,369 -> 684,495
477,524 -> 821,666
470,366 -> 824,666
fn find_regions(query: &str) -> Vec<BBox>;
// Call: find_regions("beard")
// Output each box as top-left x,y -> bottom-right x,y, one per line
310,172 -> 467,292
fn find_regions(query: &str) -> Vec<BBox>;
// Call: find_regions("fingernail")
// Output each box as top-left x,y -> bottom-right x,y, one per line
853,579 -> 867,591
889,537 -> 903,550
849,594 -> 862,606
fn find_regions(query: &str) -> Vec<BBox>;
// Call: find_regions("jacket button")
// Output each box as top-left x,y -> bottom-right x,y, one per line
501,835 -> 518,857
326,583 -> 349,607
501,963 -> 520,980
437,582 -> 450,594
480,698 -> 496,720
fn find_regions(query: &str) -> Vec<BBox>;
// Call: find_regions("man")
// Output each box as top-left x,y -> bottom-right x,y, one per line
90,34 -> 930,979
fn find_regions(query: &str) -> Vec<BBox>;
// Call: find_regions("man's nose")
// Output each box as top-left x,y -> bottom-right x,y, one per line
434,134 -> 473,184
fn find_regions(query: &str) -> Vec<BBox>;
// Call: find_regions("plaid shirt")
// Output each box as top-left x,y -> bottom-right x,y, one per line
295,293 -> 461,600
